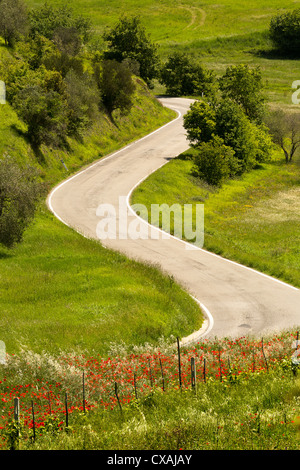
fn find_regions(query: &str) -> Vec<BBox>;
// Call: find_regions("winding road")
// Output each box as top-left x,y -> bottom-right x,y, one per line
47,97 -> 300,342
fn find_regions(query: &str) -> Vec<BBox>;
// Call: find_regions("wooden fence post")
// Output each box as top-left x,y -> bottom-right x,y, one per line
159,358 -> 165,392
65,392 -> 69,429
31,400 -> 36,442
12,397 -> 20,450
14,397 -> 19,424
148,358 -> 153,388
261,338 -> 269,372
218,346 -> 222,382
82,371 -> 86,414
134,372 -> 138,400
114,382 -> 122,414
191,357 -> 196,391
177,337 -> 182,390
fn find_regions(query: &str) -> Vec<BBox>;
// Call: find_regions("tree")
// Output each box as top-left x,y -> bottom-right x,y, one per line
215,98 -> 271,173
160,52 -> 216,98
192,136 -> 238,186
269,9 -> 300,55
96,60 -> 136,118
0,0 -> 28,47
103,15 -> 159,88
13,85 -> 69,149
183,101 -> 216,146
43,51 -> 85,78
219,64 -> 265,122
265,109 -> 300,163
64,69 -> 99,137
29,3 -> 92,46
0,155 -> 43,248
183,98 -> 272,177
52,26 -> 82,56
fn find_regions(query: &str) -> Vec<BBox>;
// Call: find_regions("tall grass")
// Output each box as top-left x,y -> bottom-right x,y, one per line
1,329 -> 300,450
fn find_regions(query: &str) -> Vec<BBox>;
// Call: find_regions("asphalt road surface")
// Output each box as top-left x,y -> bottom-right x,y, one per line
47,97 -> 300,342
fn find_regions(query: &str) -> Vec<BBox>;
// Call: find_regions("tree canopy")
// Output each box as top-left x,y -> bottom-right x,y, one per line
183,96 -> 273,185
160,52 -> 216,98
219,64 -> 265,122
0,155 -> 44,248
0,0 -> 28,46
269,9 -> 300,55
103,15 -> 159,88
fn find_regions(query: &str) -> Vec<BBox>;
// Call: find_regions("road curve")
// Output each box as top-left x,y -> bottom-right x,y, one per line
47,97 -> 300,341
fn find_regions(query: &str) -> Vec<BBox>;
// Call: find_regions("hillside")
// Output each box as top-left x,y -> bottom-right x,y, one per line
0,43 -> 174,186
25,0 -> 300,107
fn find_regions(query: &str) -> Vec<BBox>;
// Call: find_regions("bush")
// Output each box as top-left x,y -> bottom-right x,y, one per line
29,3 -> 91,45
0,155 -> 44,248
192,136 -> 238,186
64,69 -> 99,137
183,101 -> 216,146
215,99 -> 271,173
183,98 -> 272,182
96,59 -> 136,118
160,52 -> 216,98
269,9 -> 300,55
0,0 -> 28,47
13,85 -> 69,149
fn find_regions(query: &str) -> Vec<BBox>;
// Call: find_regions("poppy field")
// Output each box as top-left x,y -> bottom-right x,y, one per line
1,329 -> 300,450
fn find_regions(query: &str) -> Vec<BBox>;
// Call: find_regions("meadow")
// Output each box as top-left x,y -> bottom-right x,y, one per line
1,329 -> 300,450
0,202 -> 203,356
25,0 -> 300,107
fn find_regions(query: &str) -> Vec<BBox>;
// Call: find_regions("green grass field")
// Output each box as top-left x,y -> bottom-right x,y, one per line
25,0 -> 300,107
0,204 -> 202,356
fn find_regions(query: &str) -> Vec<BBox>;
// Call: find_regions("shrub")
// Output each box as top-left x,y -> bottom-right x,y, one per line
64,69 -> 99,137
0,0 -> 28,47
0,155 -> 44,248
219,64 -> 265,122
215,99 -> 271,173
29,3 -> 91,45
269,9 -> 300,55
96,59 -> 136,118
192,136 -> 238,186
13,85 -> 69,149
183,101 -> 216,146
160,52 -> 216,98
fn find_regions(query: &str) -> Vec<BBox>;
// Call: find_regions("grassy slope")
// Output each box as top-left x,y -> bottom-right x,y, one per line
2,330 -> 300,450
0,206 -> 202,356
26,0 -> 300,107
